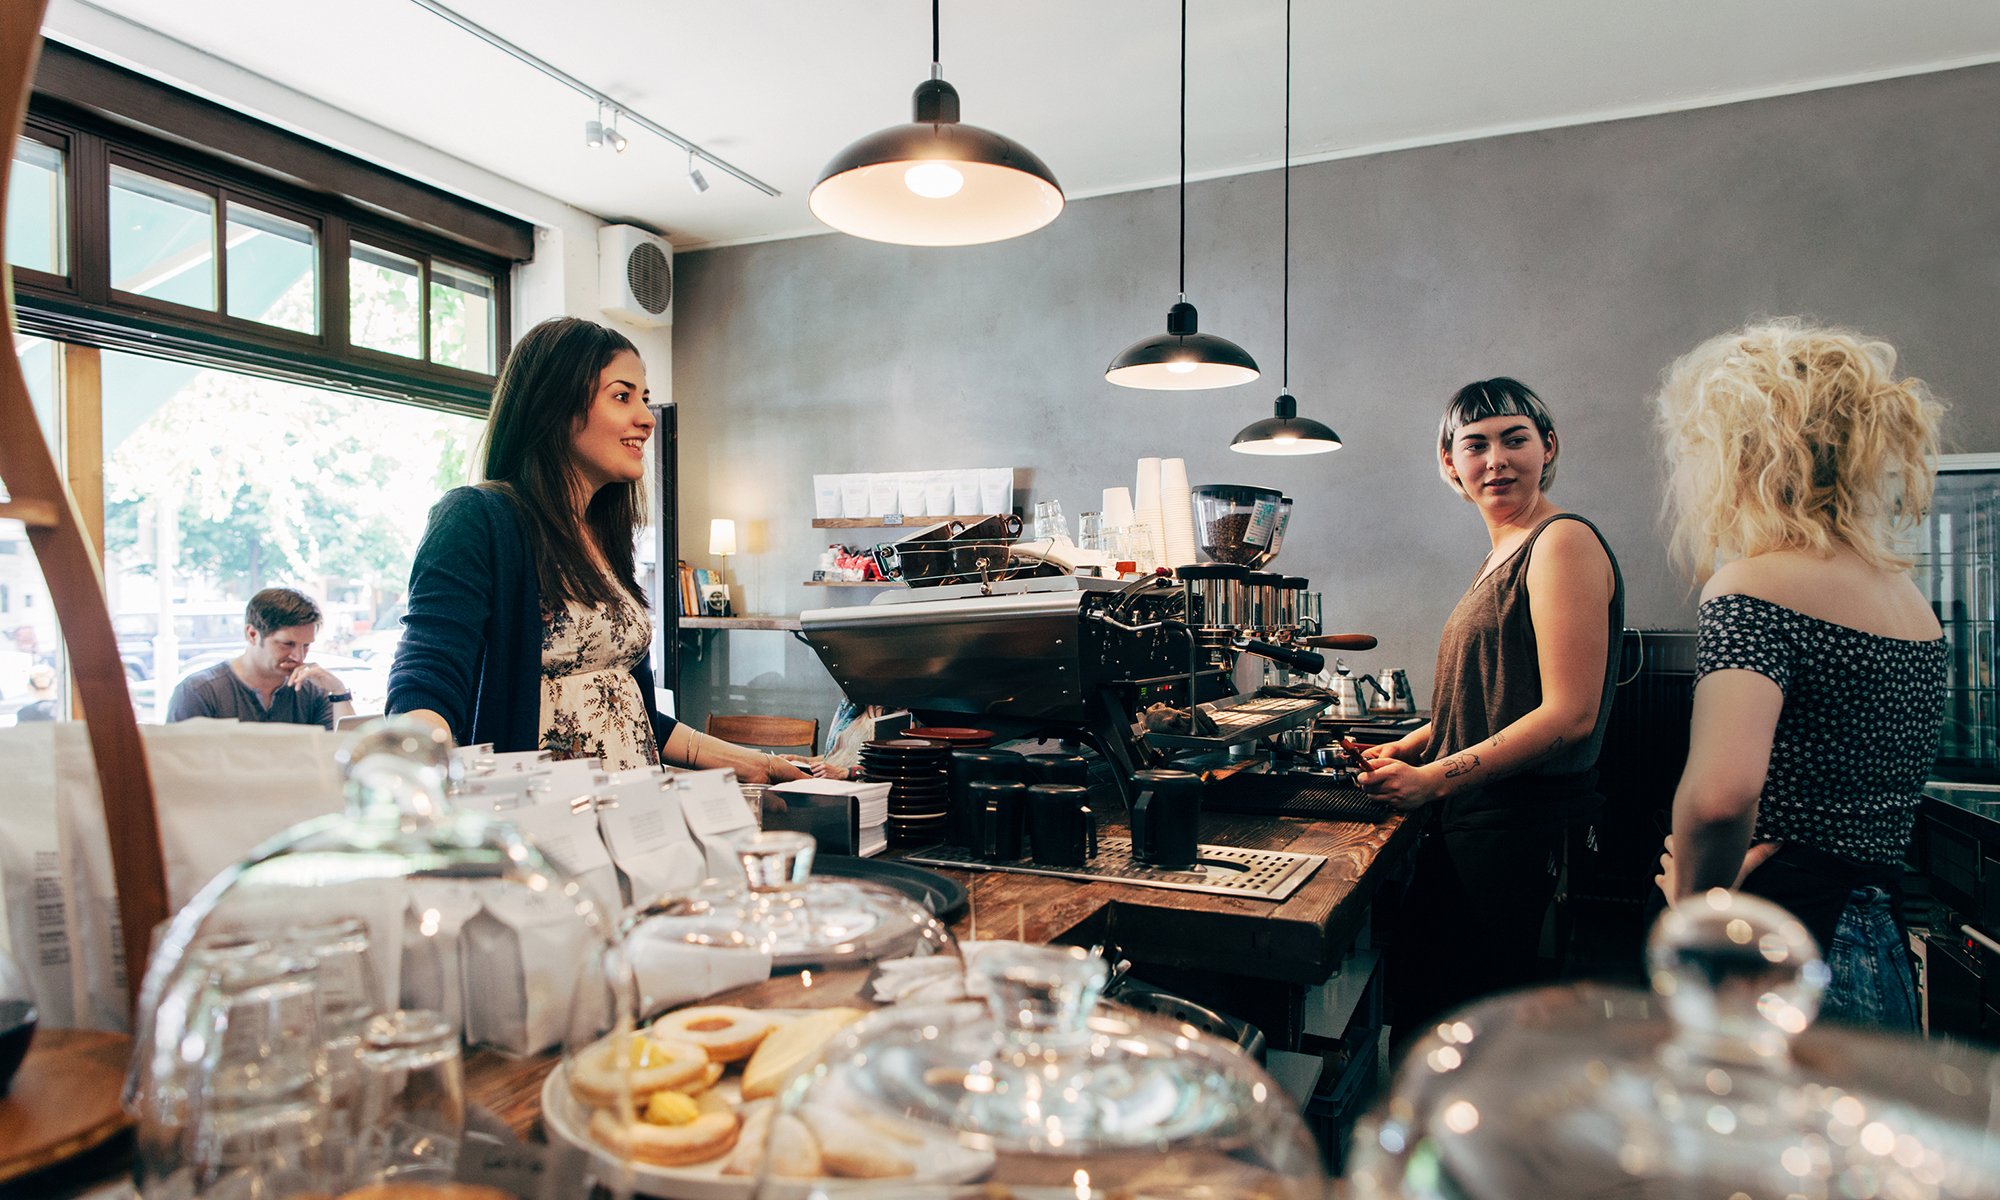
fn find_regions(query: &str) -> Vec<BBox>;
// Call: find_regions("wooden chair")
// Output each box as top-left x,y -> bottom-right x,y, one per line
707,713 -> 820,756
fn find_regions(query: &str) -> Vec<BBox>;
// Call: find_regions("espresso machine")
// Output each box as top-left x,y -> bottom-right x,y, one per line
798,488 -> 1377,819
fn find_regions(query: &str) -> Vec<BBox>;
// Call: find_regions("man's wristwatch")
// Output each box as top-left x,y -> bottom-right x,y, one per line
325,692 -> 353,703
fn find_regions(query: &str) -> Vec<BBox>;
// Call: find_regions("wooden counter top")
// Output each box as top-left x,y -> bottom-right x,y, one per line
929,809 -> 1416,987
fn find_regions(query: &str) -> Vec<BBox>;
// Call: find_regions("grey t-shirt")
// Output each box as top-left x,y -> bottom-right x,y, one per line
166,660 -> 334,730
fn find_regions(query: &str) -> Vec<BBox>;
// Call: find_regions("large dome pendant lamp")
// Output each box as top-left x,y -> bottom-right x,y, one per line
810,0 -> 1064,246
1106,0 -> 1260,391
1232,0 -> 1340,454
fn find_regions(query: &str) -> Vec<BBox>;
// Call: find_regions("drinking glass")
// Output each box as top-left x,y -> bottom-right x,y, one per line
182,950 -> 331,1200
353,1009 -> 464,1187
284,915 -> 380,1165
1078,511 -> 1104,551
1032,499 -> 1054,540
740,783 -> 769,830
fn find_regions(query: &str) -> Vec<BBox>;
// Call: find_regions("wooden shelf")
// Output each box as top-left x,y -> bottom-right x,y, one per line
811,515 -> 1006,529
678,615 -> 802,631
802,580 -> 906,588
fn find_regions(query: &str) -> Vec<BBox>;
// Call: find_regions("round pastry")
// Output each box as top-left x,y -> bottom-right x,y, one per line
568,1031 -> 711,1109
590,1090 -> 741,1166
724,1100 -> 824,1178
653,1005 -> 777,1063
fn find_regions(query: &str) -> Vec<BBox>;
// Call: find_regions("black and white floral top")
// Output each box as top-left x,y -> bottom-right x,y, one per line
1696,593 -> 1947,864
539,587 -> 659,772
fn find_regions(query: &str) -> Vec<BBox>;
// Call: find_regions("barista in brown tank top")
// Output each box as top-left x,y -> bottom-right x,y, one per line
1427,512 -> 1624,827
1361,378 -> 1622,1045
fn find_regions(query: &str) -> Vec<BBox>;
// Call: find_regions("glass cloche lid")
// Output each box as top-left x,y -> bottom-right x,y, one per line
749,942 -> 1325,1200
126,717 -> 633,1200
538,829 -> 962,1189
620,828 -> 959,1020
1349,891 -> 2000,1200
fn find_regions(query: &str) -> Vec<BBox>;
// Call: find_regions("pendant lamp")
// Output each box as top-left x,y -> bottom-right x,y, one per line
1231,0 -> 1340,454
810,0 -> 1064,246
1106,0 -> 1260,391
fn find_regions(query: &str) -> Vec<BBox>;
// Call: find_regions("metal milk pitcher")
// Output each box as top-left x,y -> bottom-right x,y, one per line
1377,668 -> 1416,713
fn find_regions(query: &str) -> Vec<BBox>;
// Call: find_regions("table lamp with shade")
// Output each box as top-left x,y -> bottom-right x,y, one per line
706,519 -> 735,616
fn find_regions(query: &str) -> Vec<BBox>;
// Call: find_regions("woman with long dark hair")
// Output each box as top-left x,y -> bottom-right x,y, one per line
389,316 -> 802,782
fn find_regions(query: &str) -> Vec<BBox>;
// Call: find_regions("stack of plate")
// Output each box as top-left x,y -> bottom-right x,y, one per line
904,726 -> 995,750
859,739 -> 950,844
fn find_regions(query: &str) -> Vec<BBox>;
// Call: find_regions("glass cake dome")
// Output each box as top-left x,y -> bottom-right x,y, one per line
535,828 -> 963,1191
749,941 -> 1325,1200
125,717 -> 634,1200
1349,890 -> 2000,1200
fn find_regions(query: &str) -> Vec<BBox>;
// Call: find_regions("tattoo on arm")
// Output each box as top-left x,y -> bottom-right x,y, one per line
1530,735 -> 1566,764
1442,753 -> 1481,778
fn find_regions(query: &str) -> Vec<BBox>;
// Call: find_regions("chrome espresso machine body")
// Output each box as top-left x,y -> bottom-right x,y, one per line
798,570 -> 1333,810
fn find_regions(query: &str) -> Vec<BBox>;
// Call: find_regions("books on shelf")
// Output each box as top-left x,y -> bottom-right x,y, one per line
677,562 -> 728,618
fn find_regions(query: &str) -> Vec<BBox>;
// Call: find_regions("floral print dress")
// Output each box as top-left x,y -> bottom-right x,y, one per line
539,587 -> 658,771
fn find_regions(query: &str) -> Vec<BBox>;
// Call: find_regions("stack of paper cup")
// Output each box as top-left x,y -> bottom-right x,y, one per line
1134,458 -> 1167,574
1102,486 -> 1137,567
1101,487 -> 1135,529
1160,458 -> 1197,570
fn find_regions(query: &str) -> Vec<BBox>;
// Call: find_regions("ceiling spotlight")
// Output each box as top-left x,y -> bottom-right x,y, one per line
688,150 -> 710,194
584,118 -> 604,150
607,115 -> 628,153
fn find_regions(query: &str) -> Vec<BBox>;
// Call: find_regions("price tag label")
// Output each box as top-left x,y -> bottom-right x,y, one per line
455,1135 -> 546,1197
882,513 -> 904,526
1245,499 -> 1279,547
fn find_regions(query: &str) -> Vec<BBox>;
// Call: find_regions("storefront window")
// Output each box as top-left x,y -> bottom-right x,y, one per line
100,348 -> 483,721
350,242 -> 422,358
1,336 -> 65,725
429,260 -> 494,374
109,165 -> 216,310
224,202 -> 317,334
6,137 -> 64,276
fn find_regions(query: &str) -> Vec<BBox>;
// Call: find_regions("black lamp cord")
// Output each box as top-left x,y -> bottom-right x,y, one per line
1179,0 -> 1187,300
1282,0 -> 1290,392
931,0 -> 940,75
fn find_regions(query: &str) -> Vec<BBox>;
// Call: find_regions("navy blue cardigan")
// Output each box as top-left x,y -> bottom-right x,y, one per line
387,485 -> 679,755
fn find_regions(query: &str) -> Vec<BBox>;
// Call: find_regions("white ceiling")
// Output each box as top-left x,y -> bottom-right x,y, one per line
44,0 -> 2000,249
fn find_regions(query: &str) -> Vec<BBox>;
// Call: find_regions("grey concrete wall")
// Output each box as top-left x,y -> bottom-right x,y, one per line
670,63 -> 2000,732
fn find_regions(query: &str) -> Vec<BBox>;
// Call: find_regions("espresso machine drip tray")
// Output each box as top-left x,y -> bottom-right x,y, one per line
902,838 -> 1327,902
1142,693 -> 1329,751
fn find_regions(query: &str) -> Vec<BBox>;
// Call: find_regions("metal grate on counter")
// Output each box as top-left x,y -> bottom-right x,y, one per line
1203,770 -> 1393,822
902,837 -> 1327,902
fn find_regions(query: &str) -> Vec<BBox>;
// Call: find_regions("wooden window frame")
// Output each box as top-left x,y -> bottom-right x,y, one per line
12,97 -> 517,417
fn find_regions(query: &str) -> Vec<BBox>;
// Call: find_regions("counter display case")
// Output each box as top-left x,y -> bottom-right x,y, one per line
1917,455 -> 2000,779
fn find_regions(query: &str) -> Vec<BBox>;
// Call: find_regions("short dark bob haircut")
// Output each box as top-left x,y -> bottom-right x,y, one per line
246,587 -> 322,636
1436,376 -> 1560,499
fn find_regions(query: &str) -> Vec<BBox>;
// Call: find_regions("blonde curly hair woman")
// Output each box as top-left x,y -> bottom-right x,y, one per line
1655,318 -> 1945,1029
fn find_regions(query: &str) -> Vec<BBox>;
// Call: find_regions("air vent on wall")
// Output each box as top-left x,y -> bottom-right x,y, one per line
598,224 -> 673,327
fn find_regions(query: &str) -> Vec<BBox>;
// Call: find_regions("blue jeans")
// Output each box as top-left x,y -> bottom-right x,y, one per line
1820,885 -> 1919,1033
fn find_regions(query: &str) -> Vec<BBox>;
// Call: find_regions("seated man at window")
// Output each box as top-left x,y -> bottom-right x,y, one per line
167,588 -> 353,730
